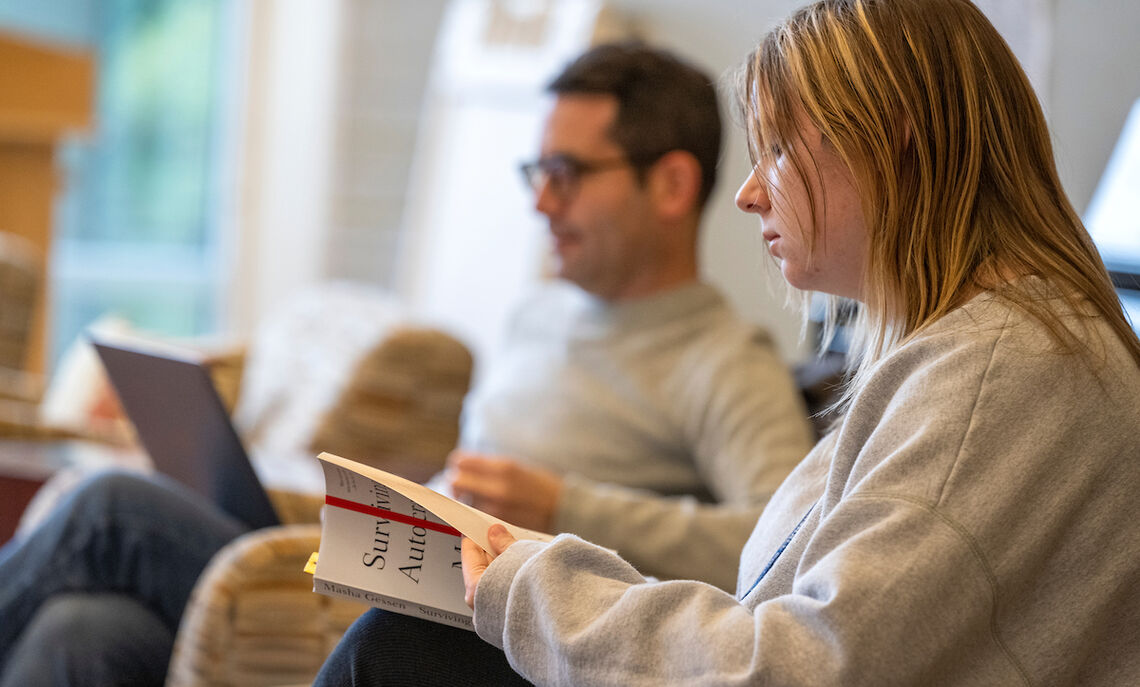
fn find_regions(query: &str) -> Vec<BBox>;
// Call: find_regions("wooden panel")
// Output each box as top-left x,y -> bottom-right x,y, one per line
0,440 -> 60,546
0,472 -> 48,545
0,32 -> 94,142
0,145 -> 56,373
0,440 -> 149,545
0,33 -> 94,374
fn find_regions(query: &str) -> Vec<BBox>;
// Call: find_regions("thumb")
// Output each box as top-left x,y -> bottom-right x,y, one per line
487,524 -> 518,556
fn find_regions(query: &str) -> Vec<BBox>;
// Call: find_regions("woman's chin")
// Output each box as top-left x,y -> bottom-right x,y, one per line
779,263 -> 805,290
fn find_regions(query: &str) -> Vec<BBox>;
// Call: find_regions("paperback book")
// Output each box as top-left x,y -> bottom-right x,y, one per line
307,452 -> 553,630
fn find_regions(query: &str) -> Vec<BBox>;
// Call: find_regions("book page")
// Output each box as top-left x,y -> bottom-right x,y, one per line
318,452 -> 553,552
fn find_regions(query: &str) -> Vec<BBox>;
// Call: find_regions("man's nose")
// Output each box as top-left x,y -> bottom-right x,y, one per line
533,176 -> 562,217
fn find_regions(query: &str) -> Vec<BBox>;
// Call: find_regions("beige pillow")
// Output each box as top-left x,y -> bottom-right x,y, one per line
307,327 -> 473,483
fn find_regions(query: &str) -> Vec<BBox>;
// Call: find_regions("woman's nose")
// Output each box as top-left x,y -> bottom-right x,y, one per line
735,168 -> 770,214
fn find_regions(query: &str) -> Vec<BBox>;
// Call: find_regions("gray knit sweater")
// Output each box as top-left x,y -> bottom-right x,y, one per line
460,281 -> 814,591
474,285 -> 1140,685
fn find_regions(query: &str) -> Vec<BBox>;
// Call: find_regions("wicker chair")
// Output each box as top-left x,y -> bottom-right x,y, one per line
164,523 -> 358,687
7,282 -> 473,686
0,231 -> 39,374
164,324 -> 473,687
0,232 -> 50,436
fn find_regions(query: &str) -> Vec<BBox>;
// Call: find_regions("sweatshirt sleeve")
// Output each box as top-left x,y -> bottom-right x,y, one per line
476,498 -> 1009,686
473,323 -> 1041,686
553,328 -> 814,592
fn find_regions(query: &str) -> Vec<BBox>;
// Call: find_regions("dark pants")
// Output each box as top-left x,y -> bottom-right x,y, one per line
0,470 -> 249,687
314,609 -> 532,686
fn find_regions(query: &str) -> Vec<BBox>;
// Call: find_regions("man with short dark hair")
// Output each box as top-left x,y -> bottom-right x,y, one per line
314,41 -> 815,687
441,41 -> 812,591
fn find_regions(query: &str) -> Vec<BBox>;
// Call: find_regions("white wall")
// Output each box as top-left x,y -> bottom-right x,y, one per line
1049,0 -> 1140,212
228,0 -> 346,335
229,0 -> 1140,363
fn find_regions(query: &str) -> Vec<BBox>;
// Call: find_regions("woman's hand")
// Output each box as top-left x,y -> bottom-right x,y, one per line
461,524 -> 518,609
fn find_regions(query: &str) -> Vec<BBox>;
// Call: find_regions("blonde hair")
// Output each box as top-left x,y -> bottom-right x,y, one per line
736,0 -> 1140,407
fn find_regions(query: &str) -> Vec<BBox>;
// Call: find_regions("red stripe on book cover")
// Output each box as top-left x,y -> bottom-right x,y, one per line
325,495 -> 463,538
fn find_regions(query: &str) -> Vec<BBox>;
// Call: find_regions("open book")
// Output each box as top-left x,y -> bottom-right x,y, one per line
307,452 -> 554,631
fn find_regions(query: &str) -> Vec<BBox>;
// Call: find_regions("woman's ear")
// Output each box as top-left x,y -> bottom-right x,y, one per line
647,150 -> 702,221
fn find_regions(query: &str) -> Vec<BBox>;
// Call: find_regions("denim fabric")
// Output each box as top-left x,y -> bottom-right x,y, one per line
314,609 -> 531,686
0,470 -> 249,686
1,593 -> 173,687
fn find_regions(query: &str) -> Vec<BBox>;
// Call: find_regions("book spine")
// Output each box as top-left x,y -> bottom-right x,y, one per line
312,577 -> 474,632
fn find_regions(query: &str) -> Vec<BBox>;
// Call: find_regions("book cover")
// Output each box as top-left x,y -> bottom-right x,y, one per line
310,452 -> 553,630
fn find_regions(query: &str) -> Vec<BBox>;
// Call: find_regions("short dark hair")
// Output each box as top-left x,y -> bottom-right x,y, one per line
548,41 -> 722,208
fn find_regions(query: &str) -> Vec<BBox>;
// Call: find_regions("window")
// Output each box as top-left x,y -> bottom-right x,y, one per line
50,0 -> 237,364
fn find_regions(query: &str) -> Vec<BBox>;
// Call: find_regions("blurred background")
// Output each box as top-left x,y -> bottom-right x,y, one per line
1,0 -> 1138,378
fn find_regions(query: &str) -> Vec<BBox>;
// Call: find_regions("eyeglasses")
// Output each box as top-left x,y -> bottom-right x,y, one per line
518,153 -> 634,201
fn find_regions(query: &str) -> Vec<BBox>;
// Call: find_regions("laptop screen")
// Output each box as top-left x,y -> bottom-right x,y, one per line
91,335 -> 280,529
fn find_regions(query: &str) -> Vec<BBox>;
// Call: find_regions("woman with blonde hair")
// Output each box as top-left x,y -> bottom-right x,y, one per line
316,0 -> 1140,683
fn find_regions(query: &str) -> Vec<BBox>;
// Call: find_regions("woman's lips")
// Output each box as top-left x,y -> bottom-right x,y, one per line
761,229 -> 781,257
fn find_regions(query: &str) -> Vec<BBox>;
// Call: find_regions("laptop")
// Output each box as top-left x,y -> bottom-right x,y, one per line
90,334 -> 281,529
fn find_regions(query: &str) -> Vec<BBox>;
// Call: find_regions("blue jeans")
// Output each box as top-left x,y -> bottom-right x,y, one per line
314,609 -> 531,686
0,470 -> 249,687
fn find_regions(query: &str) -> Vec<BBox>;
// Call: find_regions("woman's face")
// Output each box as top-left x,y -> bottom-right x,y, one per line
735,114 -> 868,301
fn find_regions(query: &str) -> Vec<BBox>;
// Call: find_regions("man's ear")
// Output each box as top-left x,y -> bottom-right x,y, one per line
647,150 -> 702,221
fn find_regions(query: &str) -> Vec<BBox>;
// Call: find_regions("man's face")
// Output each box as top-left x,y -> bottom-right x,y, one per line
530,94 -> 659,300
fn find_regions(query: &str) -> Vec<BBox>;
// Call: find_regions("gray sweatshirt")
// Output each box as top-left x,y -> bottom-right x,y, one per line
461,281 -> 814,591
474,285 -> 1140,685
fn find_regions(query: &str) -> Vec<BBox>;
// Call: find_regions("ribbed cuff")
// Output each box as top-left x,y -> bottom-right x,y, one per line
472,538 -> 549,648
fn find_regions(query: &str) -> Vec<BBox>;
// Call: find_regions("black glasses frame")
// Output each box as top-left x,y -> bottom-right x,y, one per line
518,153 -> 638,200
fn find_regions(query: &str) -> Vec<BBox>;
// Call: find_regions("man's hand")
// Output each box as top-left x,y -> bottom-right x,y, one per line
446,451 -> 563,532
462,524 -> 518,608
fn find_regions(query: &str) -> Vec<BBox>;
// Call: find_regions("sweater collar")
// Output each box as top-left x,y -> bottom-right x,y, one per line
572,281 -> 725,334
